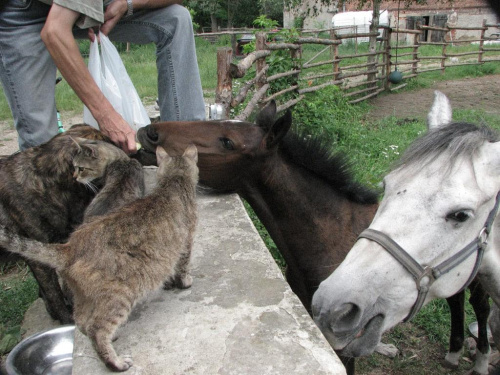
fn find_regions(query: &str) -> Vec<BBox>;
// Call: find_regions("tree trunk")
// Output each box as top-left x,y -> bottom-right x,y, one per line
211,14 -> 218,32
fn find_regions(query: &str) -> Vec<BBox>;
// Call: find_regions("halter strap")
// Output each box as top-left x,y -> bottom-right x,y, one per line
357,190 -> 500,322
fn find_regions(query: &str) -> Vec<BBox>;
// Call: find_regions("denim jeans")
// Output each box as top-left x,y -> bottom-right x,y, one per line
0,0 -> 205,150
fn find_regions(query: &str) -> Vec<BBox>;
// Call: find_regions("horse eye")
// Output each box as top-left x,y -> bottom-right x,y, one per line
220,137 -> 235,150
446,211 -> 470,223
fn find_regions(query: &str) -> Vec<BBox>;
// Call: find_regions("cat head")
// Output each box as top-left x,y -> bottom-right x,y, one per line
72,137 -> 129,185
156,145 -> 199,185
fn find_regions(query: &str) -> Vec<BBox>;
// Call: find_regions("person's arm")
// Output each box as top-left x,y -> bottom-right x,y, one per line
100,0 -> 183,36
41,4 -> 137,154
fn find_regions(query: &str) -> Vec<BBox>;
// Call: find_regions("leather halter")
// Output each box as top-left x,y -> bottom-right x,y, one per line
357,191 -> 500,322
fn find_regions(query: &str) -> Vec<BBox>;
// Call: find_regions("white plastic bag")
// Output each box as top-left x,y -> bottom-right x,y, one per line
83,34 -> 150,131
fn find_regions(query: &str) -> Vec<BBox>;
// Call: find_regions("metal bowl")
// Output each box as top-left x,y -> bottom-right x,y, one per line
5,325 -> 75,375
468,321 -> 493,342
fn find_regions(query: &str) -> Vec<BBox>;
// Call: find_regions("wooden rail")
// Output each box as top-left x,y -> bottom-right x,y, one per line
203,19 -> 500,120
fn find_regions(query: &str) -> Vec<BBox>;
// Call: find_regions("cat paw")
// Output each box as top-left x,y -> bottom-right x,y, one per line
163,278 -> 175,290
179,275 -> 193,289
163,275 -> 192,290
107,356 -> 133,372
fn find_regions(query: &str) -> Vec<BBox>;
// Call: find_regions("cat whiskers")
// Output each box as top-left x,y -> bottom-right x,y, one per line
83,181 -> 99,194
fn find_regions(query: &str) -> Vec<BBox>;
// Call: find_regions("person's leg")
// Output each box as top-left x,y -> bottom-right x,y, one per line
0,0 -> 58,150
105,5 -> 205,121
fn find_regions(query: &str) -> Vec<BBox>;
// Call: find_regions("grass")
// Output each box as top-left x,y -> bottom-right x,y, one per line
0,263 -> 38,356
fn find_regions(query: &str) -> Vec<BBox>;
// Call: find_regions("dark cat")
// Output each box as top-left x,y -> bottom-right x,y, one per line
0,125 -> 110,323
0,145 -> 199,372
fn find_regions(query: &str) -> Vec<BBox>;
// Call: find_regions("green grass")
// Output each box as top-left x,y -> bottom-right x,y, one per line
0,264 -> 38,355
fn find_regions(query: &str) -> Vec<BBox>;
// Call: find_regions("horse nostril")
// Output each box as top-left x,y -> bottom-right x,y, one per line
146,126 -> 159,143
332,303 -> 362,330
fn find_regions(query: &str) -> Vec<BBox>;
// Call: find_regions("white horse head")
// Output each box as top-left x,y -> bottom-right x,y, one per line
312,91 -> 500,358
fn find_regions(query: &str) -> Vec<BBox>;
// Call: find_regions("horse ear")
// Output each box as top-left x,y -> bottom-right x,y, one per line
427,91 -> 452,131
264,110 -> 292,149
256,100 -> 277,131
156,146 -> 171,164
183,144 -> 198,164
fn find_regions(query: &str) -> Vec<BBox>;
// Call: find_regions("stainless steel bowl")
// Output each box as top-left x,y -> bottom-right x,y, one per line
5,325 -> 75,375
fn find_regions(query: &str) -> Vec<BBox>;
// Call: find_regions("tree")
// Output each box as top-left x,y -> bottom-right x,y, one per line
187,0 -> 261,31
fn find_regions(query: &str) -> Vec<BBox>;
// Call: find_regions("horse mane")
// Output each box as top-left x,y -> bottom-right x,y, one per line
395,122 -> 499,171
280,132 -> 379,204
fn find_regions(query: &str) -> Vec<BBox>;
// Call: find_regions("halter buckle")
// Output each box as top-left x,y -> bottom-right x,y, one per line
478,227 -> 489,249
416,266 -> 435,290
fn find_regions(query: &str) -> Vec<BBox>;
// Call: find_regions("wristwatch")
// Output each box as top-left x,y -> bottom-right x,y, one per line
126,0 -> 133,17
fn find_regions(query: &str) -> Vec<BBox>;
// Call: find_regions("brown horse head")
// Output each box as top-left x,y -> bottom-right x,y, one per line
136,101 -> 292,191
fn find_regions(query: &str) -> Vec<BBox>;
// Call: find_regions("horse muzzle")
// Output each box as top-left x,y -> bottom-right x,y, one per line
312,294 -> 385,357
137,125 -> 159,150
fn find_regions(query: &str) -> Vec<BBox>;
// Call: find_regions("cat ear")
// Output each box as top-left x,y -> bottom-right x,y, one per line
156,146 -> 171,164
82,144 -> 98,158
69,137 -> 83,152
183,144 -> 198,164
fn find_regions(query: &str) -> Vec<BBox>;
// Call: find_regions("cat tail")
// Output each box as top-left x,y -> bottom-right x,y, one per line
0,226 -> 67,271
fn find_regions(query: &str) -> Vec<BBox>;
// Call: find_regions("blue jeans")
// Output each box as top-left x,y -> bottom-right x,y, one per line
0,0 -> 205,150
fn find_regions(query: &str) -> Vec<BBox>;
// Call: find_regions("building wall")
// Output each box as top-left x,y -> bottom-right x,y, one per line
284,0 -> 499,41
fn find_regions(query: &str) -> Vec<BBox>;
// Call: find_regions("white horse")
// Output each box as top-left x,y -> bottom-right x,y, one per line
312,91 -> 500,375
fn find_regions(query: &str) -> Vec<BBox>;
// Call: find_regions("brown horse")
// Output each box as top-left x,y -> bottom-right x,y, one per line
136,102 -> 489,373
137,103 -> 379,312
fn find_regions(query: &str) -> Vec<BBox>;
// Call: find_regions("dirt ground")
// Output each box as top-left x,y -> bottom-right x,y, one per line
366,74 -> 500,121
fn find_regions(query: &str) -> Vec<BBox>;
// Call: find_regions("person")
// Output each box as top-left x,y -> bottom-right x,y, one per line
0,0 -> 205,154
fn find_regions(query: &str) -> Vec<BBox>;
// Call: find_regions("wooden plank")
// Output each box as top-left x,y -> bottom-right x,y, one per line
446,51 -> 480,57
262,85 -> 299,103
267,69 -> 301,82
303,59 -> 340,69
348,88 -> 384,104
298,79 -> 343,94
389,82 -> 408,91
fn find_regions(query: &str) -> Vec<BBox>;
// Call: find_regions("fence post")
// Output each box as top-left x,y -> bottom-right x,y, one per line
479,19 -> 487,64
330,29 -> 340,82
412,32 -> 419,75
255,32 -> 268,103
367,3 -> 380,90
290,45 -> 301,98
216,47 -> 233,119
441,27 -> 447,75
384,27 -> 392,91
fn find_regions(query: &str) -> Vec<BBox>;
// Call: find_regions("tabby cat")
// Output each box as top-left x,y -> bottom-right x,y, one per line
0,125 -> 109,323
71,137 -> 145,222
0,145 -> 199,372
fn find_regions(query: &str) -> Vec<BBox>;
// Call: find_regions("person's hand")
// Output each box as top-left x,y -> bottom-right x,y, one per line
87,27 -> 99,43
100,0 -> 128,36
97,110 -> 138,154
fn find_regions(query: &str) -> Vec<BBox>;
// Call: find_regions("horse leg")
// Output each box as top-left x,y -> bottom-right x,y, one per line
339,355 -> 355,375
489,304 -> 500,372
27,261 -> 73,324
469,280 -> 490,375
444,291 -> 465,368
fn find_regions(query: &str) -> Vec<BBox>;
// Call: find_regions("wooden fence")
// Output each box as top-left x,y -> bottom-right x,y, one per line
204,20 -> 500,120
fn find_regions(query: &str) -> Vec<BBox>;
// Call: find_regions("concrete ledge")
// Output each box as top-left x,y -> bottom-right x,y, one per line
72,188 -> 344,374
17,167 -> 344,374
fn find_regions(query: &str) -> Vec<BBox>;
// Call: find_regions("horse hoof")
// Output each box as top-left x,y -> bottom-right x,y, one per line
441,358 -> 459,370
